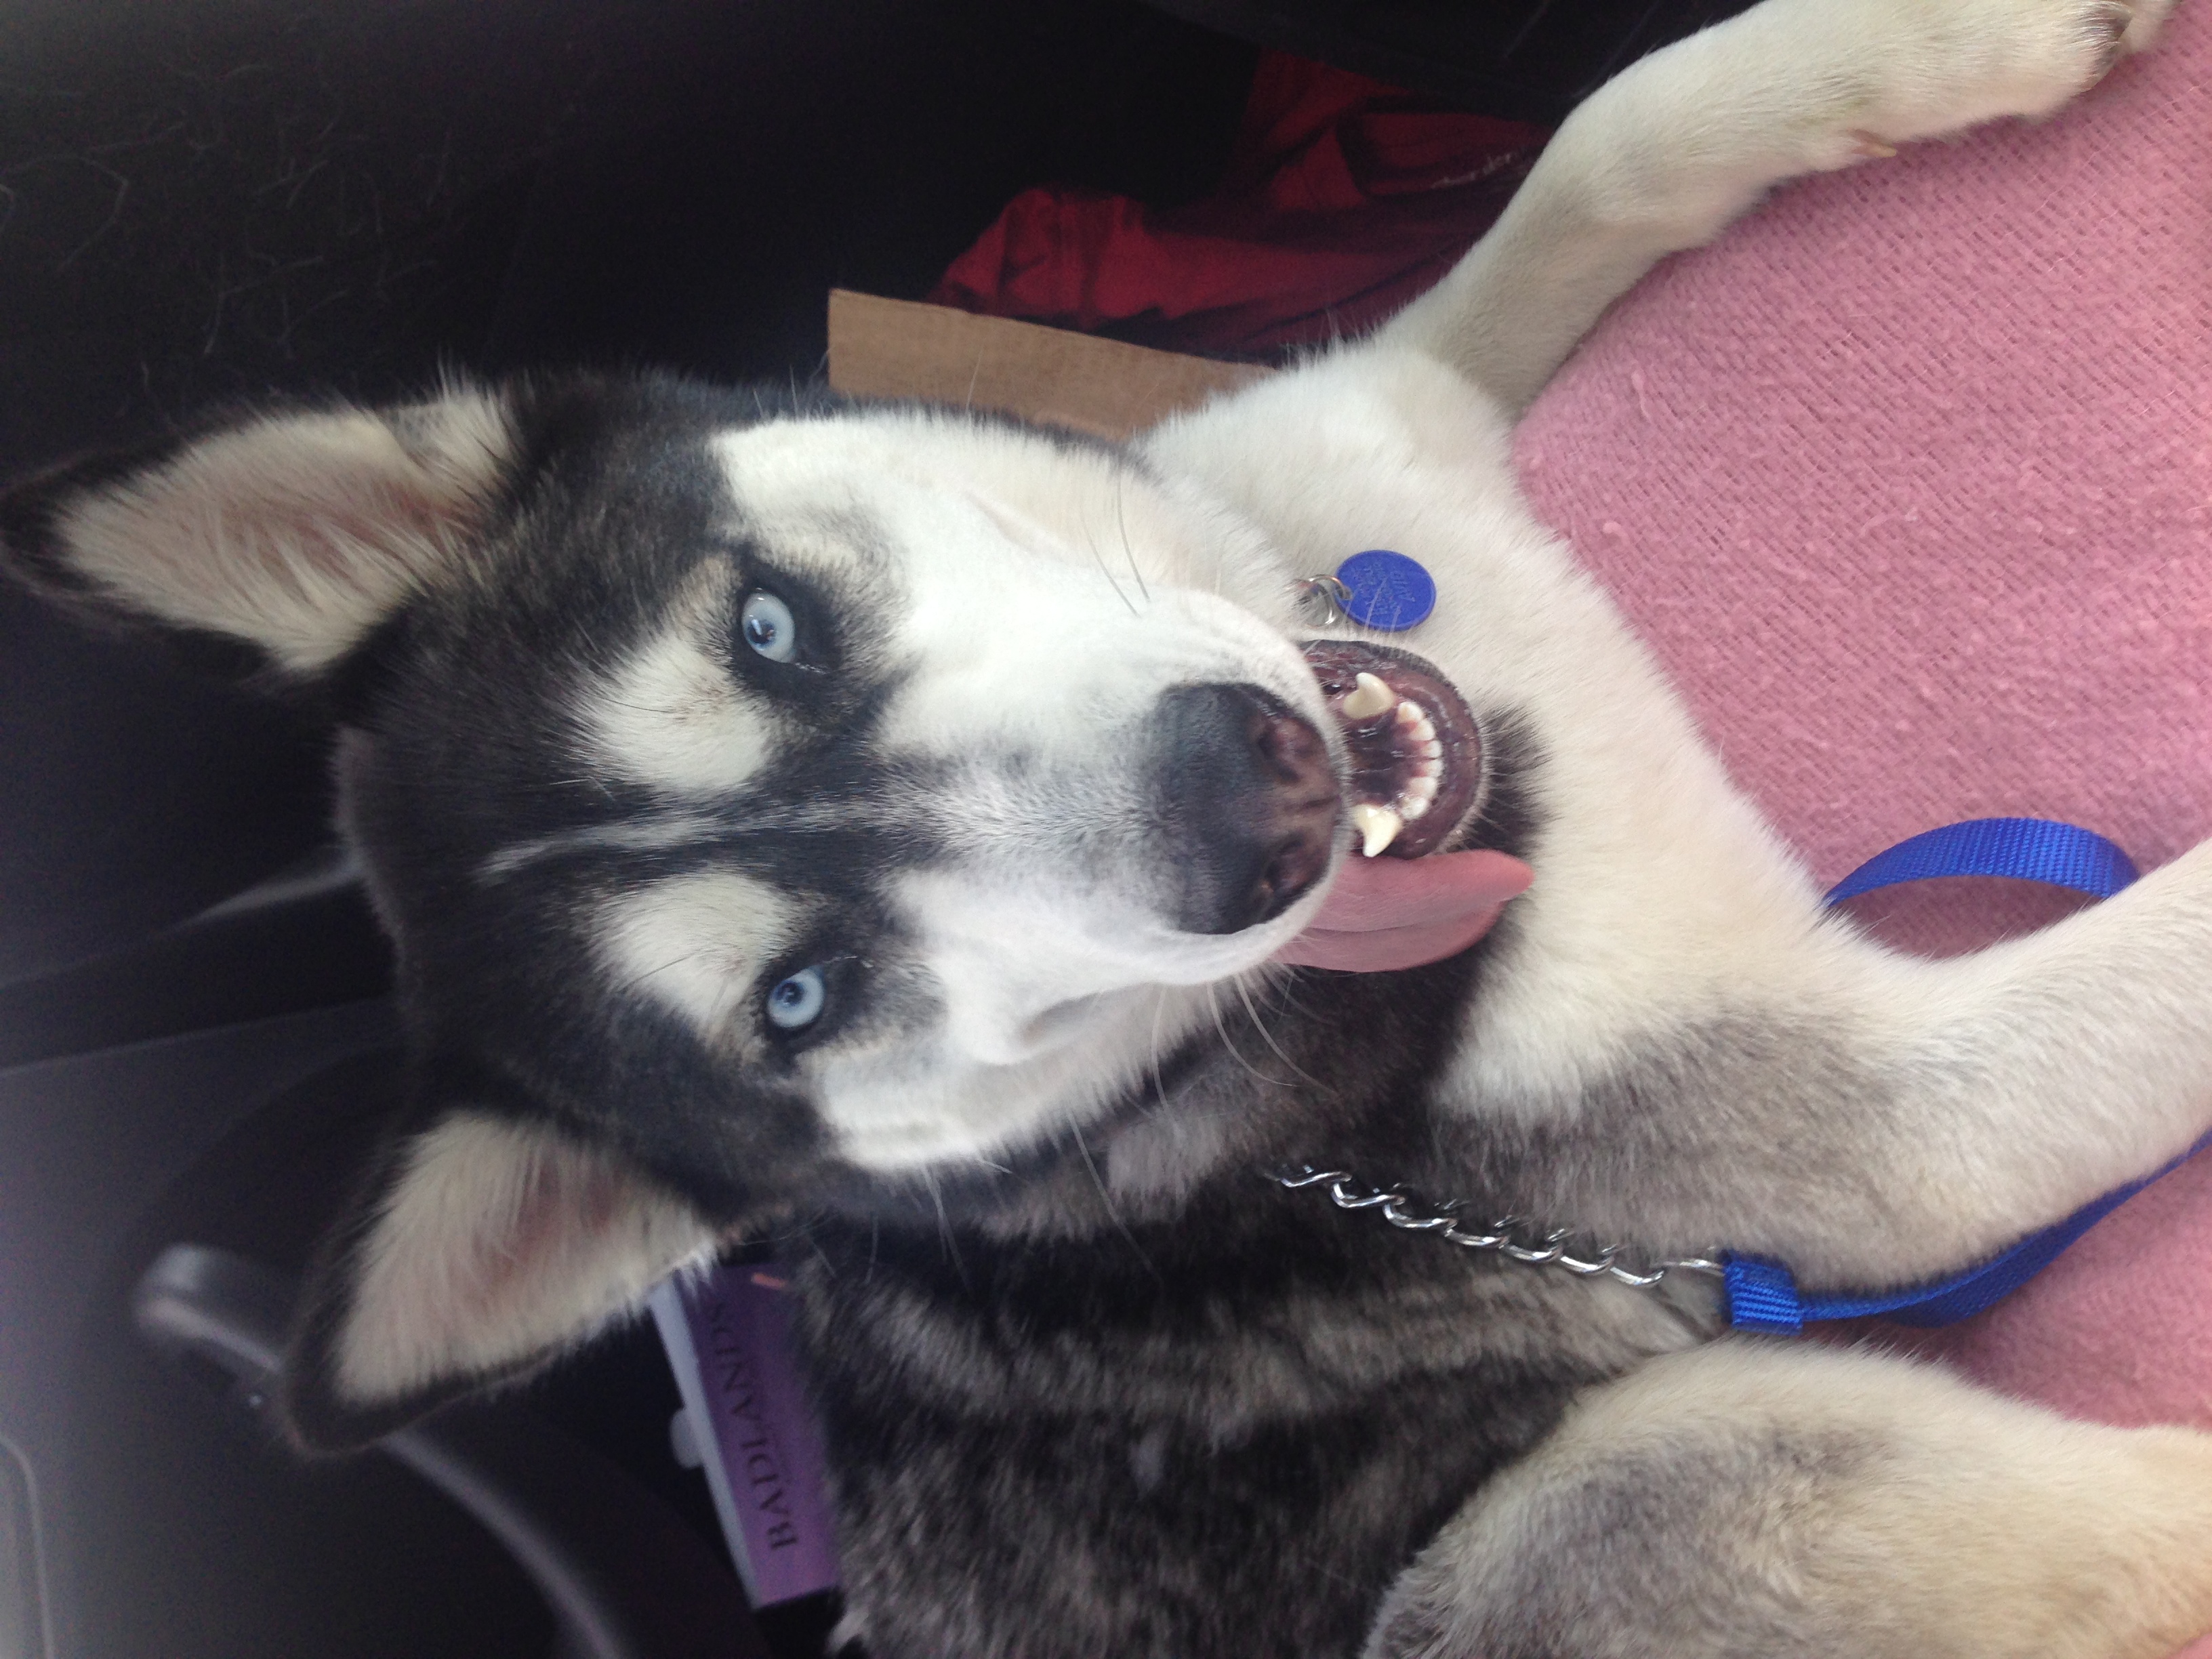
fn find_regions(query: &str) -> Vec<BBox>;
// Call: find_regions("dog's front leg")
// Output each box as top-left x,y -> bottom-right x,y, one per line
1452,833 -> 2212,1295
1365,1340 -> 2212,1659
1380,0 -> 2171,414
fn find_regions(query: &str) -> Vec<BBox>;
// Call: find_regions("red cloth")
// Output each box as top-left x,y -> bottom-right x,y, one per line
929,52 -> 1544,358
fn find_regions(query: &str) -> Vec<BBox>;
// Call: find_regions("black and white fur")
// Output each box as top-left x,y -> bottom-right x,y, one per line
8,1 -> 2212,1652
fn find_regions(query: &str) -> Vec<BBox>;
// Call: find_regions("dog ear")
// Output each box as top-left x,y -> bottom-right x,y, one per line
282,1107 -> 720,1451
0,388 -> 514,677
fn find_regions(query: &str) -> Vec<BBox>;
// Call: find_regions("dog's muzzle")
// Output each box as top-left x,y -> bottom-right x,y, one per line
1147,683 -> 1338,935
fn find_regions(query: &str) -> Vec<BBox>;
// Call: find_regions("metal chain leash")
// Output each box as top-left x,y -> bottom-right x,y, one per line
1269,1165 -> 1724,1292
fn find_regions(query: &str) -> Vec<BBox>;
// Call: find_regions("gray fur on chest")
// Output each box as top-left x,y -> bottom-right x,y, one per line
792,1170 -> 1713,1657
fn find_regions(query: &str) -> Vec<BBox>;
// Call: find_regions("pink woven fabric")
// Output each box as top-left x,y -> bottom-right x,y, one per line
1515,0 -> 2212,1551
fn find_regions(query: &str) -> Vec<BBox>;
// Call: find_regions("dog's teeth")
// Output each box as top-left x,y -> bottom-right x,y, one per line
1394,701 -> 1437,744
1340,672 -> 1395,720
1420,739 -> 1442,759
1351,803 -> 1403,857
1395,766 -> 1441,823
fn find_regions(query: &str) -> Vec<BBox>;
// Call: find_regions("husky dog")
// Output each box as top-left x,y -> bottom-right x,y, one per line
7,0 -> 2212,1652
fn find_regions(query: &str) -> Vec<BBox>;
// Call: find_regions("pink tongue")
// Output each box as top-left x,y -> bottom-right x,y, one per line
1273,850 -> 1534,972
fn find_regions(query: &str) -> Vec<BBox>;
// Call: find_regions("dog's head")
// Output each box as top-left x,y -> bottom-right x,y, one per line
0,375 -> 1488,1444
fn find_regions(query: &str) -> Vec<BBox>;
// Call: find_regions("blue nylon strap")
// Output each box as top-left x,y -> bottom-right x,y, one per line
1823,816 -> 2138,905
1722,816 -> 2171,1333
1722,1256 -> 1807,1335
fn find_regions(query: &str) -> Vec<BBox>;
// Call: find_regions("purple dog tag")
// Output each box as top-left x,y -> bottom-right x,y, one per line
653,1265 -> 842,1605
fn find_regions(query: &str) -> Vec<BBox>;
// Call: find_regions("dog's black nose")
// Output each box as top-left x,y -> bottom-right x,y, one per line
1148,684 -> 1339,935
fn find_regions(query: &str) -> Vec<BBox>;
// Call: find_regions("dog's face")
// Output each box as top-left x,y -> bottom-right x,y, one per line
536,411 -> 1337,1160
0,375 -> 1486,1441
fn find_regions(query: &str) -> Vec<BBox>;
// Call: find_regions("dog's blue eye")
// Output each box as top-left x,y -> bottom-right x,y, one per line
740,592 -> 798,663
765,965 -> 827,1030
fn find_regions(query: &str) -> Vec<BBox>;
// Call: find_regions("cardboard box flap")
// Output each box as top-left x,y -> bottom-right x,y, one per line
826,289 -> 1270,441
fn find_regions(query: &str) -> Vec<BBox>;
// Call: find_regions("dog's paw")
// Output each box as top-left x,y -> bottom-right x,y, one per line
2024,0 -> 2176,83
2108,0 -> 2182,53
1840,0 -> 2178,154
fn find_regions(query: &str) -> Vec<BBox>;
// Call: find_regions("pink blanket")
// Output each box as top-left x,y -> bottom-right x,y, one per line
1515,5 -> 2212,1628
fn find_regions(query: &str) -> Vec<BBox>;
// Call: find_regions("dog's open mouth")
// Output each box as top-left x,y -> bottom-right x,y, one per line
1302,640 -> 1483,861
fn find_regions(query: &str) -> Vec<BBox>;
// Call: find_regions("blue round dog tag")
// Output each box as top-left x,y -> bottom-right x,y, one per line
1335,549 -> 1435,631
